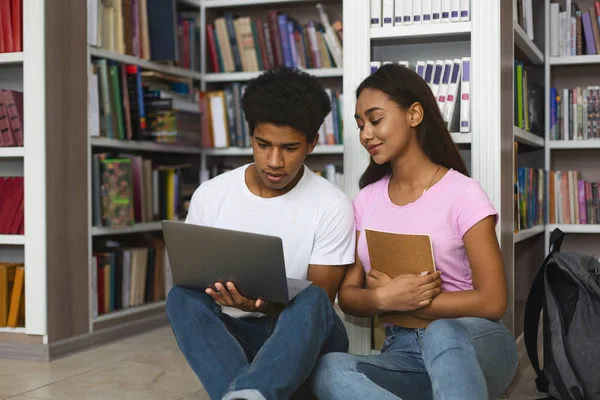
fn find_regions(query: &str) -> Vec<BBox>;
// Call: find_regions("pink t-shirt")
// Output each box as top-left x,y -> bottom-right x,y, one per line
353,169 -> 497,292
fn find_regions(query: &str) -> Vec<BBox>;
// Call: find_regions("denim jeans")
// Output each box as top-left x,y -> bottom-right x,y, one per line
310,317 -> 518,400
165,285 -> 349,400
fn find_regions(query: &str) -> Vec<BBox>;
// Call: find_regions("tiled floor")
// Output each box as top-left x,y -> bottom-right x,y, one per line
0,327 -> 543,400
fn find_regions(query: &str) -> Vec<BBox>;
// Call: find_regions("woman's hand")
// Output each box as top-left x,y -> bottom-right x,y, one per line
375,271 -> 442,312
366,269 -> 392,289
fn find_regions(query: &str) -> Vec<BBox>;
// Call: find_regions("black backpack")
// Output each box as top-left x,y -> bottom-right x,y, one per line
524,228 -> 600,400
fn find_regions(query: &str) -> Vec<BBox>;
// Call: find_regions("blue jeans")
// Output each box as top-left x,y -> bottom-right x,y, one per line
166,285 -> 349,400
310,318 -> 518,400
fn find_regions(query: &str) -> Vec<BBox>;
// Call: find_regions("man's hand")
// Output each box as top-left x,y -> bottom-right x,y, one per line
366,269 -> 392,289
205,282 -> 280,314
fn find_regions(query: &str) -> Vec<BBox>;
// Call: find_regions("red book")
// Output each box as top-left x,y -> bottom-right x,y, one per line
0,0 -> 13,52
206,24 -> 220,73
2,90 -> 23,146
11,0 -> 21,52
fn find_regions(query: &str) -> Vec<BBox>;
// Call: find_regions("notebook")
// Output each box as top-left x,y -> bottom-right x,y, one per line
365,228 -> 436,328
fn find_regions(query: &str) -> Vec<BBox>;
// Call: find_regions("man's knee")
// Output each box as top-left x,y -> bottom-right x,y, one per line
166,285 -> 215,321
292,285 -> 330,308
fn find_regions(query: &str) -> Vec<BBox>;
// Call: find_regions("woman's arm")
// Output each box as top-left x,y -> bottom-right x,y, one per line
338,231 -> 442,317
408,216 -> 508,321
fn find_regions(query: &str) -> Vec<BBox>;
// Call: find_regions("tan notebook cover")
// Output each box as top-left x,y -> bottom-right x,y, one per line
365,229 -> 436,328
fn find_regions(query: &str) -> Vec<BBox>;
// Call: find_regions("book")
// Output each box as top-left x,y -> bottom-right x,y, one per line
365,228 -> 436,328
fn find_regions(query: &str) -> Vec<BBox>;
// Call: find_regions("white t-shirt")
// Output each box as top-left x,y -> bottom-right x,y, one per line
185,163 -> 356,318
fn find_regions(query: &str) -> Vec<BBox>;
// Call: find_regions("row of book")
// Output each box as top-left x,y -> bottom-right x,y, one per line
92,238 -> 172,318
88,0 -> 200,72
514,60 -> 544,136
515,0 -> 535,40
207,4 -> 342,73
89,59 -> 201,147
0,177 -> 23,235
92,153 -> 192,228
549,1 -> 600,57
514,164 -> 545,233
514,143 -> 600,231
549,170 -> 600,225
0,0 -> 21,54
0,262 -> 24,328
371,58 -> 470,133
0,89 -> 23,147
370,0 -> 470,27
199,84 -> 343,149
549,86 -> 600,141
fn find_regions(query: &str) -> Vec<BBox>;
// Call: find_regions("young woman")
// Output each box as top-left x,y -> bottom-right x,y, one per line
309,64 -> 518,400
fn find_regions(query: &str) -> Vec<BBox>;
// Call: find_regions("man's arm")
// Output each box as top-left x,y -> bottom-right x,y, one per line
307,197 -> 356,303
307,264 -> 348,304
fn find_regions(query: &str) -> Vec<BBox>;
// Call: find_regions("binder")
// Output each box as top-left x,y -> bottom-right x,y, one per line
365,228 -> 436,328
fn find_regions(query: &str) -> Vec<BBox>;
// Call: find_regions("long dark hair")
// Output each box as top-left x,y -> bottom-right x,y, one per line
357,64 -> 469,189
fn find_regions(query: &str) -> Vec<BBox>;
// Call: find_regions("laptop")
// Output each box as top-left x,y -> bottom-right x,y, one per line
160,220 -> 312,304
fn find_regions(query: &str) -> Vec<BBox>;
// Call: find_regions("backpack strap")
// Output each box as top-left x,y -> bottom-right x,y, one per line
549,228 -> 564,253
524,253 -> 549,392
542,263 -> 586,400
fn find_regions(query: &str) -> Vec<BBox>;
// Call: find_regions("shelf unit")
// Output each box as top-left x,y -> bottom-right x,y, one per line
344,1 -> 515,356
0,147 -> 25,158
0,0 -> 349,360
0,0 -> 90,360
543,0 -> 600,260
198,0 -> 345,189
0,235 -> 26,246
370,21 -> 472,41
203,68 -> 343,82
510,2 -> 547,362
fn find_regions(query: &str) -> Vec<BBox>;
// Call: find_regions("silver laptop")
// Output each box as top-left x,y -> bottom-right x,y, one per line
161,220 -> 312,304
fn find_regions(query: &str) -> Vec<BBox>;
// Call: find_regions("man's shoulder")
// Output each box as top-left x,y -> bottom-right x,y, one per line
201,165 -> 246,190
303,168 -> 350,204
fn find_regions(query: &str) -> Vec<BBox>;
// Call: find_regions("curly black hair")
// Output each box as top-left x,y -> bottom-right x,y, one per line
241,67 -> 332,142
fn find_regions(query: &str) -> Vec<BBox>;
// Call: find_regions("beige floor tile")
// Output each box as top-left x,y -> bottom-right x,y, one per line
20,348 -> 202,400
179,390 -> 210,400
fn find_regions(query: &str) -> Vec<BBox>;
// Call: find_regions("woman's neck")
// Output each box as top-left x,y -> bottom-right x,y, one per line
389,148 -> 439,190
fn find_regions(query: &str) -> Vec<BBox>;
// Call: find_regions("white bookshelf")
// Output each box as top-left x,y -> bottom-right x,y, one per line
548,140 -> 600,150
90,138 -> 203,154
0,327 -> 27,334
0,235 -> 26,245
371,21 -> 471,41
201,144 -> 344,156
514,225 -> 545,243
514,22 -> 544,65
91,222 -> 163,236
93,300 -> 166,323
514,126 -> 544,148
543,0 -> 600,263
203,68 -> 343,82
547,224 -> 600,234
0,147 -> 25,157
203,0 -> 316,8
549,55 -> 600,65
0,52 -> 24,65
345,1 -> 514,355
89,47 -> 202,80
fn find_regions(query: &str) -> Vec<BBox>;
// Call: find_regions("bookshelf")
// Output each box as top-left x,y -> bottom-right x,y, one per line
343,0 -> 516,356
198,0 -> 345,187
544,0 -> 600,256
512,0 -> 546,351
0,0 -> 346,360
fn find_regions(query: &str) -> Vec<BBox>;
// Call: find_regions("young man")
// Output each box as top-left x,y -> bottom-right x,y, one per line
166,67 -> 355,400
